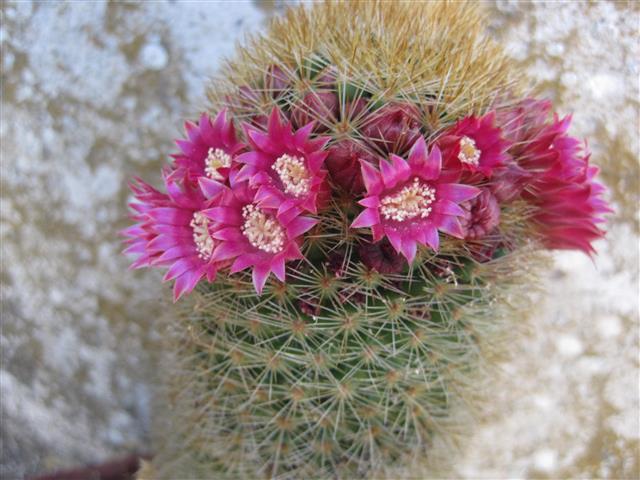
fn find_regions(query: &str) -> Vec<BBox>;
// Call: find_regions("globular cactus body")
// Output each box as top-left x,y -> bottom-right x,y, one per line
124,2 -> 610,479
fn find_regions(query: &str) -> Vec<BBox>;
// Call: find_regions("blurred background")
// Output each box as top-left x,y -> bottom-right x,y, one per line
0,1 -> 638,479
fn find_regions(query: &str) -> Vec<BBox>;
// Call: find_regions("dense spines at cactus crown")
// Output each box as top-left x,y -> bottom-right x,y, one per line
214,1 -> 519,124
123,1 -> 611,479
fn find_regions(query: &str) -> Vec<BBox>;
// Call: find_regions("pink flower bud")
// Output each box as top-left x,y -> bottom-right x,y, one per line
264,65 -> 289,98
325,140 -> 376,193
460,189 -> 500,240
361,103 -> 422,153
291,91 -> 339,132
358,239 -> 406,274
342,98 -> 369,121
489,159 -> 533,203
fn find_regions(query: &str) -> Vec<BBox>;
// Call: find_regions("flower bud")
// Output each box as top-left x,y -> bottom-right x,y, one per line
358,239 -> 406,274
291,91 -> 339,132
460,189 -> 500,240
325,140 -> 376,193
361,103 -> 422,153
489,160 -> 533,203
264,65 -> 289,99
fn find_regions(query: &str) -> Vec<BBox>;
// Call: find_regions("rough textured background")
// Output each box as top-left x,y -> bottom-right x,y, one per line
1,1 -> 638,479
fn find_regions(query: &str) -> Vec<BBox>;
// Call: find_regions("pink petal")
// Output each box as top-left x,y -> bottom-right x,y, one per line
164,257 -> 198,282
351,208 -> 380,229
408,136 -> 427,166
230,254 -> 256,273
277,201 -> 302,224
438,184 -> 480,203
400,237 -> 417,263
272,257 -> 286,282
433,199 -> 465,216
293,121 -> 315,144
390,154 -> 411,184
236,151 -> 267,167
386,229 -> 403,254
424,227 -> 439,251
359,196 -> 380,208
252,264 -> 271,294
380,158 -> 398,189
286,216 -> 317,238
198,177 -> 224,199
360,160 -> 383,195
421,145 -> 442,180
155,245 -> 193,263
202,206 -> 242,225
211,227 -> 243,241
306,150 -> 329,172
149,208 -> 192,226
437,215 -> 465,239
212,242 -> 244,261
173,268 -> 204,302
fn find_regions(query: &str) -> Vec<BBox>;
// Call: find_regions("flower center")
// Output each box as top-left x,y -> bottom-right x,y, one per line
380,178 -> 436,222
190,212 -> 215,259
458,136 -> 481,166
241,204 -> 285,253
272,154 -> 311,197
205,148 -> 232,181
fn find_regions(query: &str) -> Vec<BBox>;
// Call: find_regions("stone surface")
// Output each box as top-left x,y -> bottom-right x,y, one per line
0,1 -> 638,478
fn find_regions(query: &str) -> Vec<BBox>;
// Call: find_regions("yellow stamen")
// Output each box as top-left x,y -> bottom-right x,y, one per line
380,178 -> 436,222
241,205 -> 285,253
272,154 -> 311,197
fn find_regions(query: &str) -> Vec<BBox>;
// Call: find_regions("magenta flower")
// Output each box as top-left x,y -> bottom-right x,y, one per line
438,112 -> 511,178
488,159 -> 533,203
351,137 -> 480,262
459,188 -> 501,240
122,171 -> 221,301
496,103 -> 612,254
524,143 -> 612,255
236,108 -> 330,219
495,98 -> 553,152
172,109 -> 246,192
204,176 -> 317,294
121,177 -> 173,269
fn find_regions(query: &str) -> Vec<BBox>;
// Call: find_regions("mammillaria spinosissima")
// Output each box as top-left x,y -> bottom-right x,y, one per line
122,2 -> 611,478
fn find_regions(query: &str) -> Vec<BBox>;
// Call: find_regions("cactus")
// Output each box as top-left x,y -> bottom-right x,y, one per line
123,2 -> 611,479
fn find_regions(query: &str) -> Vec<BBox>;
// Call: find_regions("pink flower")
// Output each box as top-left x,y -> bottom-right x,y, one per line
203,177 -> 317,294
438,112 -> 511,178
495,98 -> 553,151
524,145 -> 611,255
325,139 -> 377,194
351,137 -> 480,262
459,189 -> 500,240
497,103 -> 612,254
121,177 -> 173,269
361,102 -> 422,154
172,109 -> 246,191
488,159 -> 533,203
122,171 -> 221,301
236,108 -> 330,219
